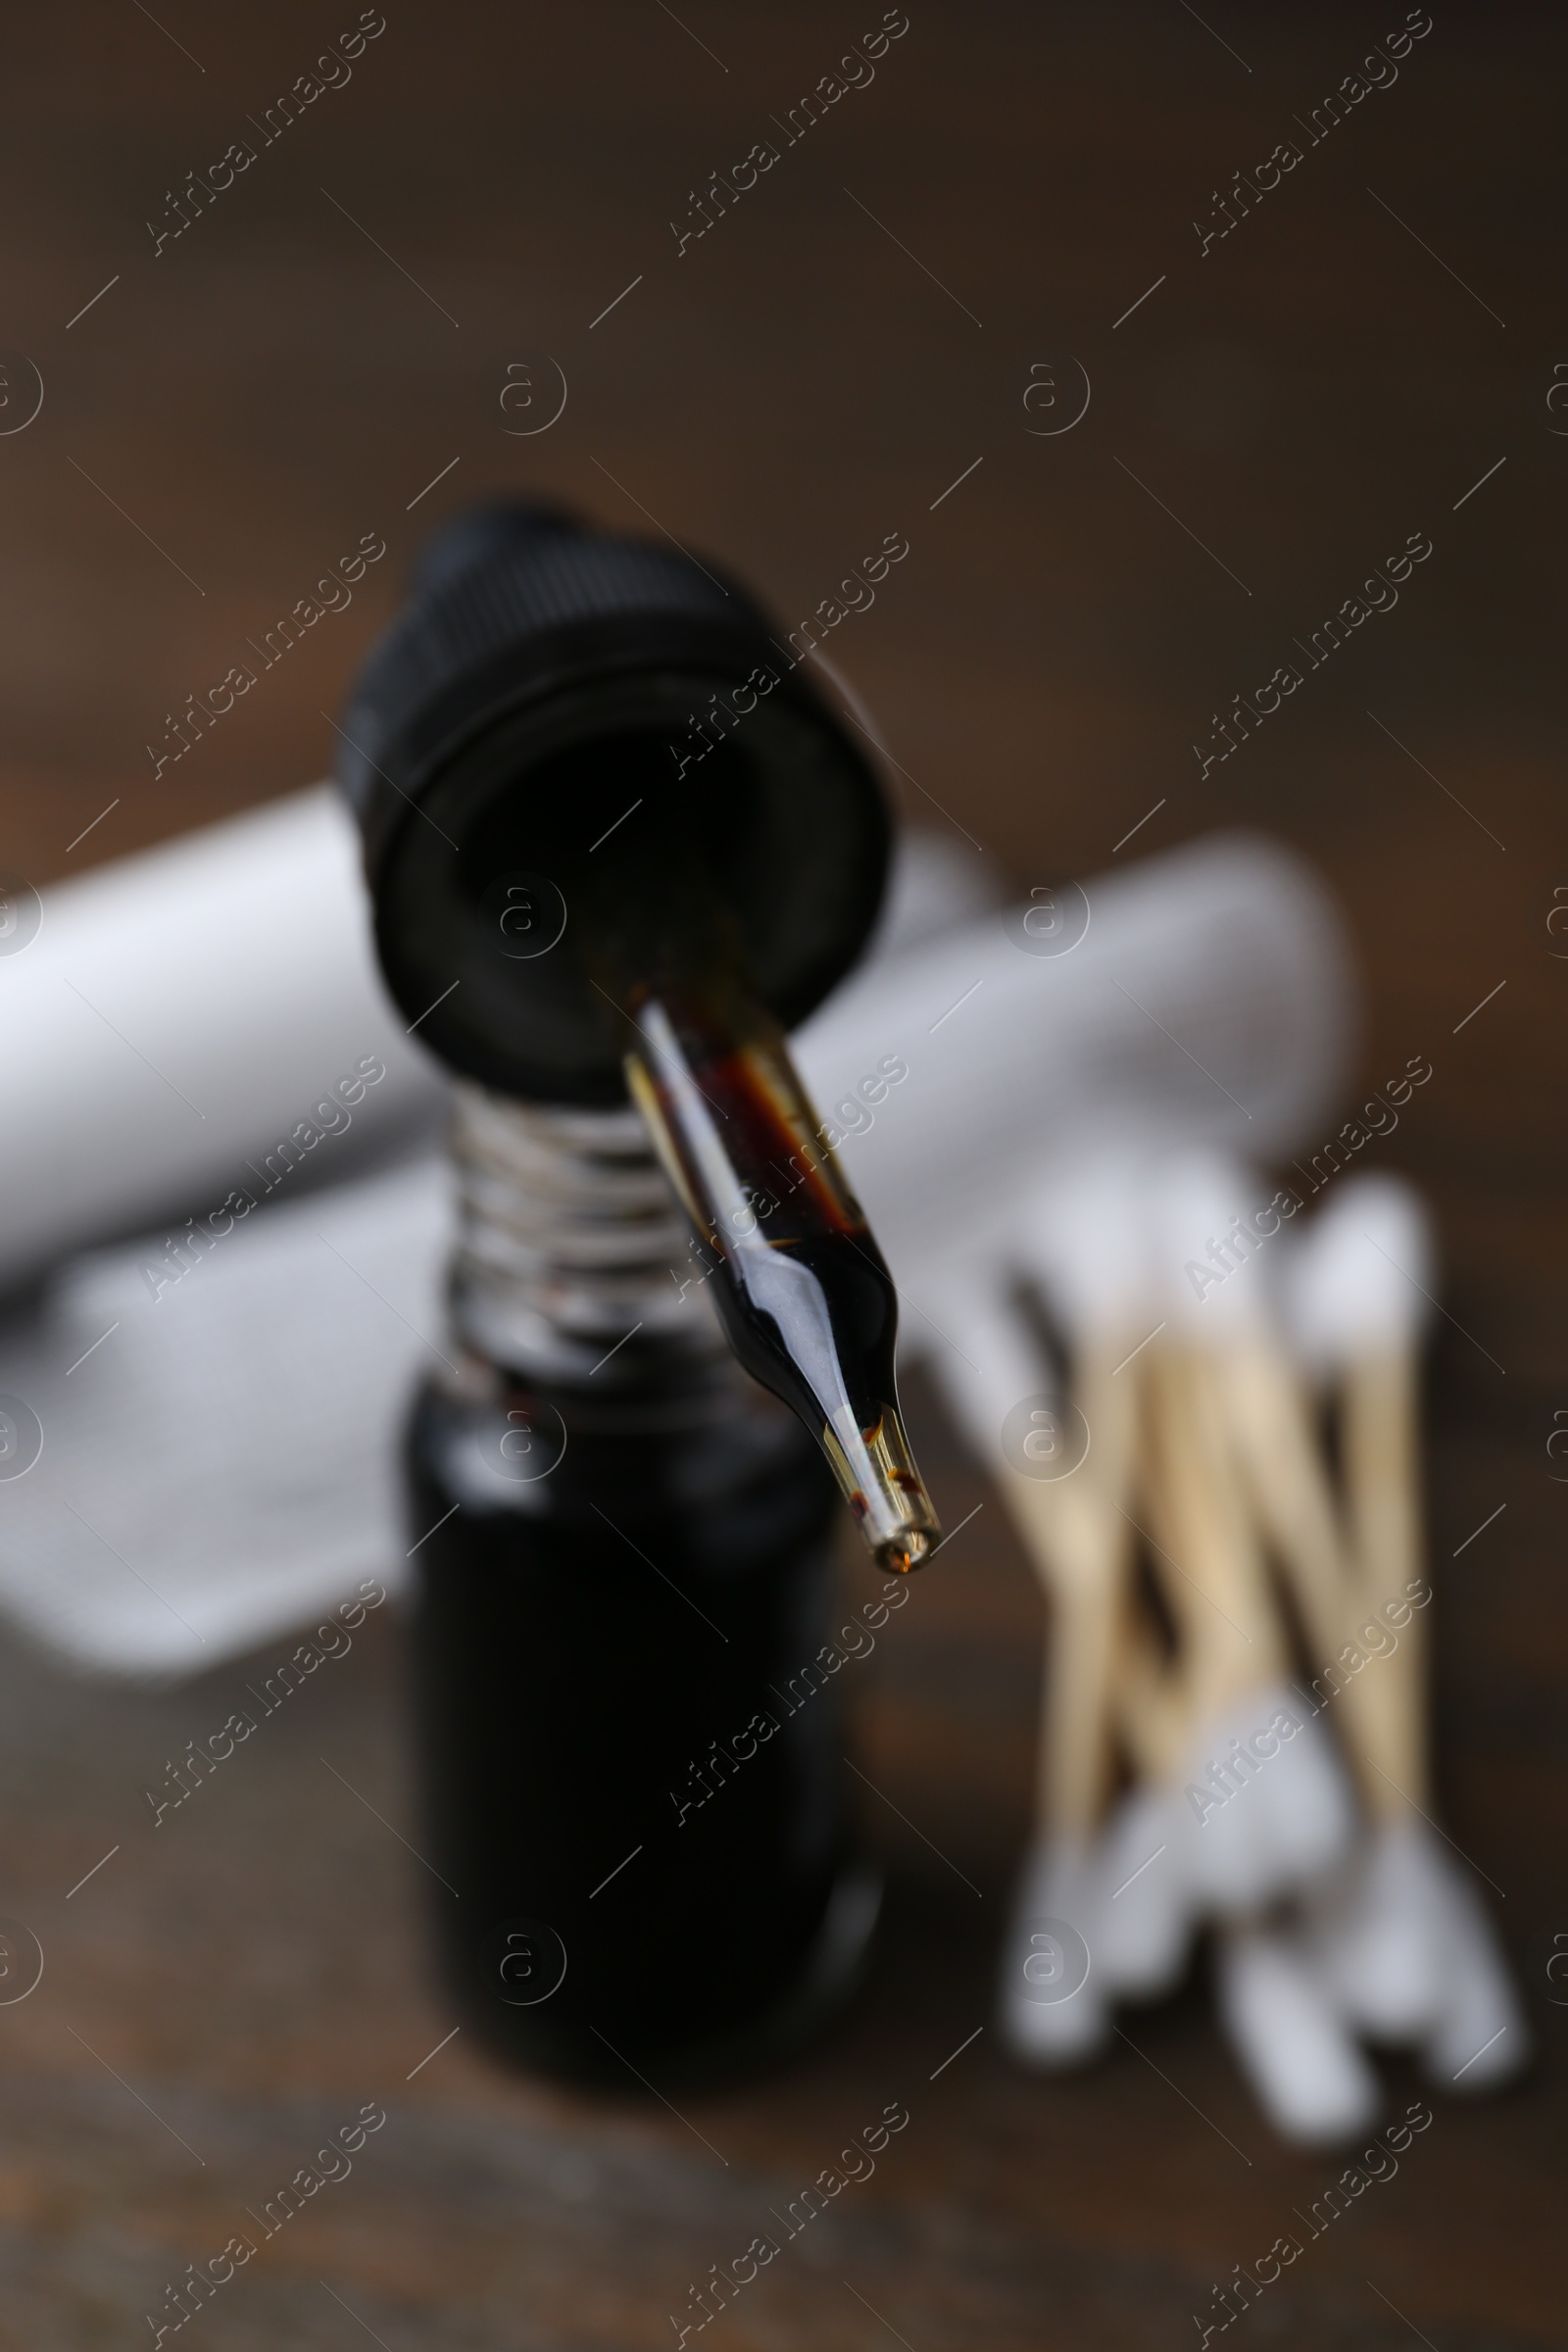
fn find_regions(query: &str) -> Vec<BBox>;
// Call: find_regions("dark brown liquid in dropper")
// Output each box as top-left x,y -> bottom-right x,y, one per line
617,962 -> 940,1576
538,738 -> 941,1573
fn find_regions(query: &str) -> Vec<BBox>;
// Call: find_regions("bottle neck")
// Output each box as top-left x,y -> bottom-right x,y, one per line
446,1081 -> 726,1392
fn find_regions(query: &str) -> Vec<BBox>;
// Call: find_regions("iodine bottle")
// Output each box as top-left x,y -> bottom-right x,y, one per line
335,501 -> 919,2081
406,1088 -> 877,2081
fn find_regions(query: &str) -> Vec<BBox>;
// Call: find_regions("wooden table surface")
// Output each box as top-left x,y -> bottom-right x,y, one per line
1,6 -> 1564,2345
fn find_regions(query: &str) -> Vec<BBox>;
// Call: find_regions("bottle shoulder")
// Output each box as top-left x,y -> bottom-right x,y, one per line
407,1353 -> 836,1543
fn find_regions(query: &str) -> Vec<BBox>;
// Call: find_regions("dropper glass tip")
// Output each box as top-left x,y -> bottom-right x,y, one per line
875,1526 -> 937,1577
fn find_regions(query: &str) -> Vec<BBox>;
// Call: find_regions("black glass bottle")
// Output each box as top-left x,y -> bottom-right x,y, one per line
406,1090 -> 879,2082
335,502 -> 936,2083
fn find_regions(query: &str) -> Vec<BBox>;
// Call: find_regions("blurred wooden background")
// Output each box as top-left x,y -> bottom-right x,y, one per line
0,5 -> 1564,2346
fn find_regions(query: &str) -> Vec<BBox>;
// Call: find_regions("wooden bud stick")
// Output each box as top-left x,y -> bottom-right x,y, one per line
1004,1335 -> 1141,1838
1108,1600 -> 1191,1787
1214,1334 -> 1353,1658
1215,1334 -> 1405,1805
1140,1343 -> 1287,1727
1337,1346 -> 1429,1816
922,1279 -> 1134,1846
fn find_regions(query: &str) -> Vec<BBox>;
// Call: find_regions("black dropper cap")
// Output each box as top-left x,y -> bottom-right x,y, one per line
335,500 -> 891,1106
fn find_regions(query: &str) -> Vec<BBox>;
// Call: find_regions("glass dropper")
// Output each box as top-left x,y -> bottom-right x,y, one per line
621,969 -> 940,1574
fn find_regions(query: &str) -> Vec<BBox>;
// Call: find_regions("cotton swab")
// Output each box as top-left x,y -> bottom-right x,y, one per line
1015,1150 -> 1200,2005
1280,1176 -> 1444,2038
921,1263 -> 1117,2066
1213,1920 -> 1380,2143
1009,1151 -> 1154,1835
1134,1152 -> 1378,2144
1143,1156 -> 1358,1915
1280,1176 -> 1530,2085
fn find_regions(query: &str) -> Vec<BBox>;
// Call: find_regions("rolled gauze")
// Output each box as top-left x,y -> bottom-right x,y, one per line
792,832 -> 1355,1289
0,789 -> 446,1292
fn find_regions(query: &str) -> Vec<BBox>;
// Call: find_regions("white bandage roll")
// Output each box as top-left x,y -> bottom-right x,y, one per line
0,789 -> 445,1291
793,832 -> 1354,1279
